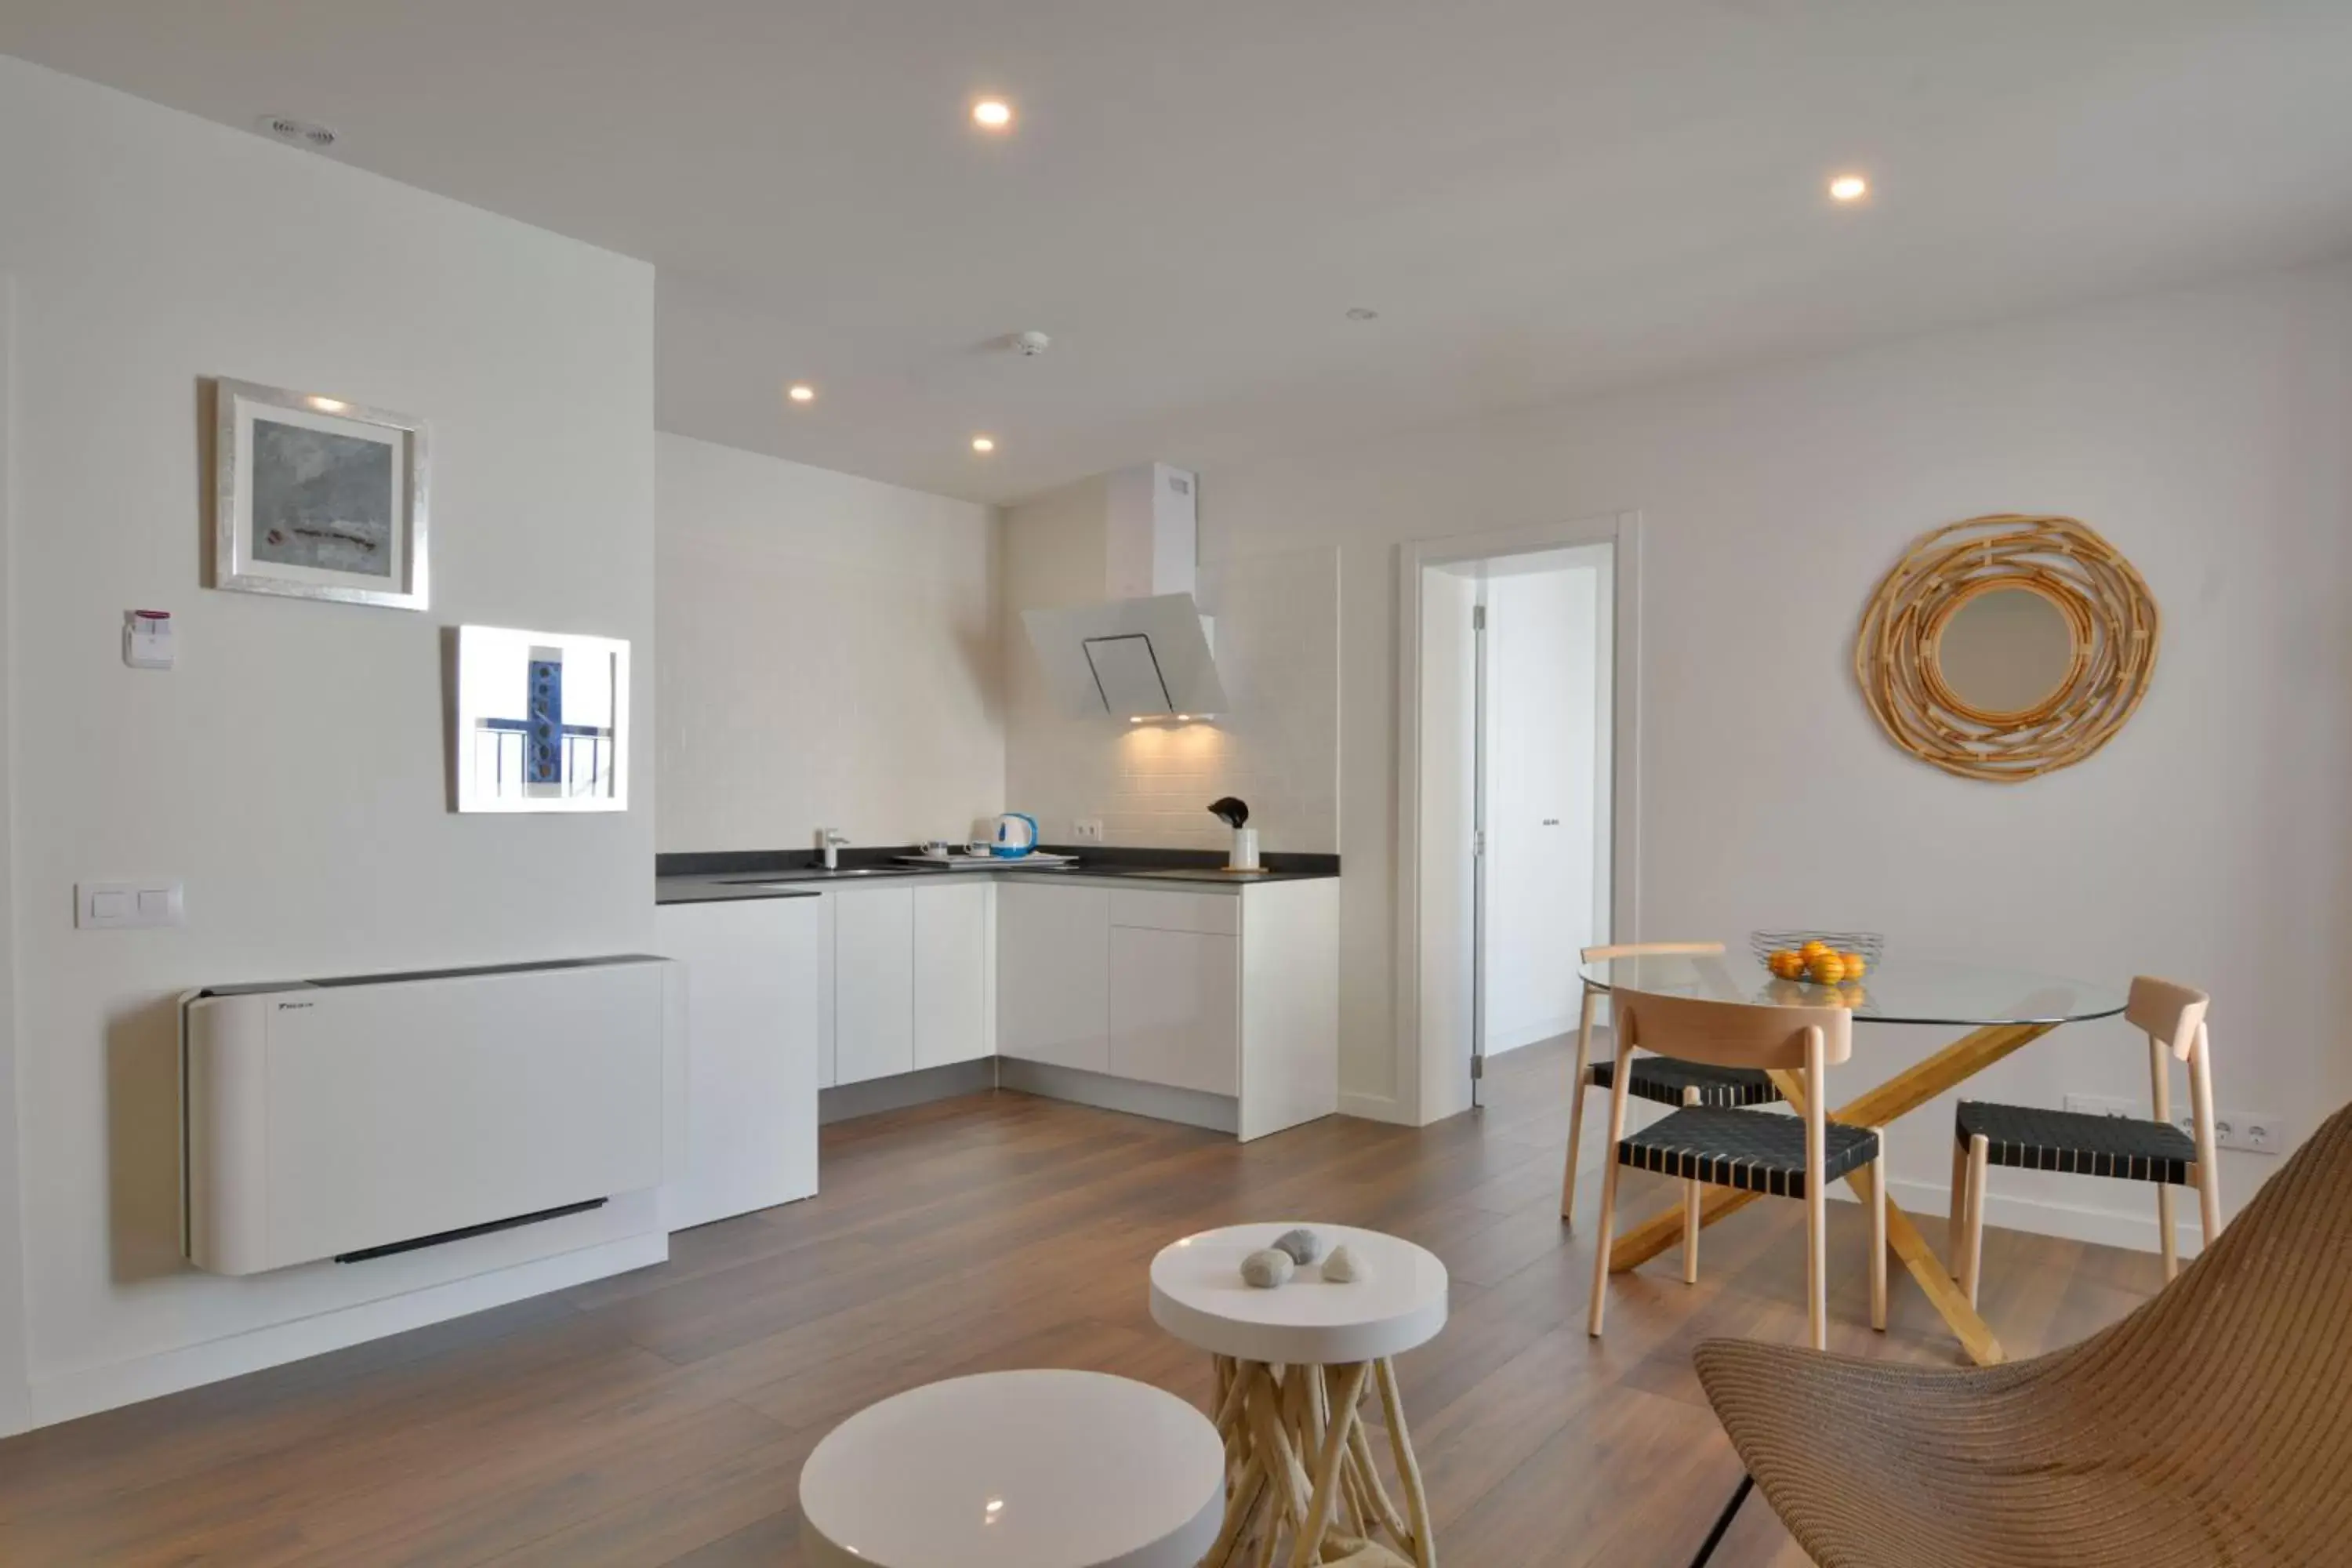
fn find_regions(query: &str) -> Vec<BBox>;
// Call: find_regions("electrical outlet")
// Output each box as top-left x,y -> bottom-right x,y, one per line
2170,1109 -> 2286,1156
2067,1094 -> 2288,1156
1073,818 -> 1105,843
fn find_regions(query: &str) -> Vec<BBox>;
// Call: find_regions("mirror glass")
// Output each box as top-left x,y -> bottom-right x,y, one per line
1936,586 -> 2073,715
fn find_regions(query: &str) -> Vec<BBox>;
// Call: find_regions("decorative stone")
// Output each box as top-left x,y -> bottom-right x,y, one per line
1321,1244 -> 1370,1284
1271,1227 -> 1324,1267
1240,1249 -> 1295,1289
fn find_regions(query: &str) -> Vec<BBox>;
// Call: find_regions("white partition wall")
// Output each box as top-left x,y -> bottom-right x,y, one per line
0,56 -> 657,1432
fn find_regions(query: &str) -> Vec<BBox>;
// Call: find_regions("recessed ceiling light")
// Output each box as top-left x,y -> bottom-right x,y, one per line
1345,307 -> 1380,321
787,383 -> 816,403
259,114 -> 338,150
972,100 -> 1014,130
971,435 -> 996,453
1828,174 -> 1869,203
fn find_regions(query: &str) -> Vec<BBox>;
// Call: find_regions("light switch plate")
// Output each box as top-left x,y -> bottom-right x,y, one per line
77,880 -> 184,929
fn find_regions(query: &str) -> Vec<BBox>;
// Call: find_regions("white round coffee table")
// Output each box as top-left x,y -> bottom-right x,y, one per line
798,1369 -> 1224,1568
1149,1222 -> 1449,1568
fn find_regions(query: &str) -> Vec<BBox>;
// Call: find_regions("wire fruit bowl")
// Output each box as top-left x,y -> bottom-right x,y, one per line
1751,931 -> 1883,985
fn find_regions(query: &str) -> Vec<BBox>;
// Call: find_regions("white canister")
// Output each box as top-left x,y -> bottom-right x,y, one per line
1229,826 -> 1261,872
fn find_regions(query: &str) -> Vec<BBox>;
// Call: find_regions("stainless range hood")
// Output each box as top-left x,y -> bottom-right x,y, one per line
1022,463 -> 1229,720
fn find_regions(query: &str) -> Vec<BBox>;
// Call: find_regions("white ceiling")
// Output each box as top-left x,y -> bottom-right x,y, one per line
7,2 -> 2351,504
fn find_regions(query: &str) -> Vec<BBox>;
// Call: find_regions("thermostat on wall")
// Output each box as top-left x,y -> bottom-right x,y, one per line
124,608 -> 174,669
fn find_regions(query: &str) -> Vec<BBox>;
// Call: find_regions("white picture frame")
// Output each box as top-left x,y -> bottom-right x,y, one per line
452,625 -> 630,813
212,377 -> 429,610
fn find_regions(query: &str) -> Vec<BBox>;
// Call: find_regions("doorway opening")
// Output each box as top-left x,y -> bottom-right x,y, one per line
1399,517 -> 1636,1124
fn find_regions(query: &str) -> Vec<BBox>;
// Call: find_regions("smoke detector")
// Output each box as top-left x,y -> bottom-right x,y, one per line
1010,330 -> 1052,357
258,114 -> 338,151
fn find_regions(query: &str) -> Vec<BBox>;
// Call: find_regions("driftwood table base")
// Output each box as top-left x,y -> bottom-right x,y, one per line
1203,1354 -> 1432,1568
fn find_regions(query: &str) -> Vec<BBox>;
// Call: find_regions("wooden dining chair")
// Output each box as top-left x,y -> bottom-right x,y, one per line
1562,942 -> 1788,1281
1951,975 -> 2219,1303
1588,989 -> 1886,1351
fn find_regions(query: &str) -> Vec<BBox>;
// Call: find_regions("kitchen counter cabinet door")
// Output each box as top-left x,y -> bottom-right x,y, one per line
1109,924 -> 1240,1097
996,881 -> 1110,1074
913,880 -> 993,1070
654,897 -> 819,1230
834,884 -> 916,1086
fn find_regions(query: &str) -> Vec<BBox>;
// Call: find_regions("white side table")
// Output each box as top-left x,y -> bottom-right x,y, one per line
1149,1223 -> 1450,1568
798,1369 -> 1225,1568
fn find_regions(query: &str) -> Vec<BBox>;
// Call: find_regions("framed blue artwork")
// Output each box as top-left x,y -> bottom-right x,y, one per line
453,625 -> 629,812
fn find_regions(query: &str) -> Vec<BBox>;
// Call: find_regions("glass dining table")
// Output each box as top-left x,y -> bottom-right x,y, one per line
1579,950 -> 2127,1365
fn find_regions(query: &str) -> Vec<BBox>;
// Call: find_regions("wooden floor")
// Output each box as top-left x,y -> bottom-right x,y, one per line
0,1039 -> 2168,1566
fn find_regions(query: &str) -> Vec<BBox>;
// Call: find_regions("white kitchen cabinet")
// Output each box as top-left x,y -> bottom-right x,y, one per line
834,885 -> 916,1085
914,880 -> 993,1069
1000,877 -> 1337,1140
996,880 -> 1110,1073
654,897 -> 820,1230
1109,924 -> 1240,1095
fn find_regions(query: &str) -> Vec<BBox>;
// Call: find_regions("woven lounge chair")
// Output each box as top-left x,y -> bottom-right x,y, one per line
1693,1095 -> 2352,1567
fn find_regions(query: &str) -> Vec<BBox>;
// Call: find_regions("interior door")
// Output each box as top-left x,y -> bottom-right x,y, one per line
1483,565 -> 1603,1054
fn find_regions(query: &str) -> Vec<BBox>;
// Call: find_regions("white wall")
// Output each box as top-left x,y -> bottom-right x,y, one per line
1201,258 -> 2352,1251
0,56 -> 659,1430
655,433 -> 1002,851
1483,563 -> 1604,1052
1003,478 -> 1341,853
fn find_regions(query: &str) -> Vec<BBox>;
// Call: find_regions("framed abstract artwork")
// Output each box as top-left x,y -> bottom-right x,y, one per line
452,626 -> 630,812
212,377 -> 429,609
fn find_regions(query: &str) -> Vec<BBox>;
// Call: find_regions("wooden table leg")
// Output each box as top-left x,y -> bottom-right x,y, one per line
1606,1021 -> 2055,1365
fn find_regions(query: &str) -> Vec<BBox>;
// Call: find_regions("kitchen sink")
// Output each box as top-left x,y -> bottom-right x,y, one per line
716,868 -> 906,883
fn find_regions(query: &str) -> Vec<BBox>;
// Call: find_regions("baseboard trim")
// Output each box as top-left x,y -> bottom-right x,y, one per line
1885,1176 -> 2206,1260
820,1058 -> 997,1124
1338,1091 -> 1412,1126
20,1230 -> 667,1436
996,1058 -> 1239,1135
1486,1017 -> 1578,1055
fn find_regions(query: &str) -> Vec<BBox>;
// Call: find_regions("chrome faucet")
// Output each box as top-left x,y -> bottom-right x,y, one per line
818,827 -> 851,870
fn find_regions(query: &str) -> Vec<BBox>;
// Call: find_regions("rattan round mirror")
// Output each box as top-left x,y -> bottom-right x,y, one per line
1855,514 -> 2158,782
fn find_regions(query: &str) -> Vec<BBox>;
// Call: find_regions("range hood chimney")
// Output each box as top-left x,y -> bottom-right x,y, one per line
1022,463 -> 1229,720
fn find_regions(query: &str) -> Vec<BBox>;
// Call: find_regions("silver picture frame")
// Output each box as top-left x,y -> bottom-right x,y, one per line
212,377 -> 430,610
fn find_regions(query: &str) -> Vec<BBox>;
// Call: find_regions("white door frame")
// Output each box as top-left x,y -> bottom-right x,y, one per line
0,274 -> 29,1436
1392,511 -> 1641,1127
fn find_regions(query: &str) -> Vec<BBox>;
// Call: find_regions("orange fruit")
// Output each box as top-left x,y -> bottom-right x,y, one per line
1768,949 -> 1804,979
1840,951 -> 1867,979
1800,939 -> 1831,960
1807,953 -> 1847,985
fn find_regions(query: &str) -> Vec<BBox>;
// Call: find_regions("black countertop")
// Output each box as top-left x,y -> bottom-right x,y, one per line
655,845 -> 1340,904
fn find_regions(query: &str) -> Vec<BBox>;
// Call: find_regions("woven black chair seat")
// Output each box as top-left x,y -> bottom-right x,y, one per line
1589,1054 -> 1784,1109
1618,1107 -> 1879,1199
1956,1101 -> 2196,1185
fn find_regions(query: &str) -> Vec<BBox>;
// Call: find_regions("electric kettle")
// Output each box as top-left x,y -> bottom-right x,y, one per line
990,812 -> 1040,858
